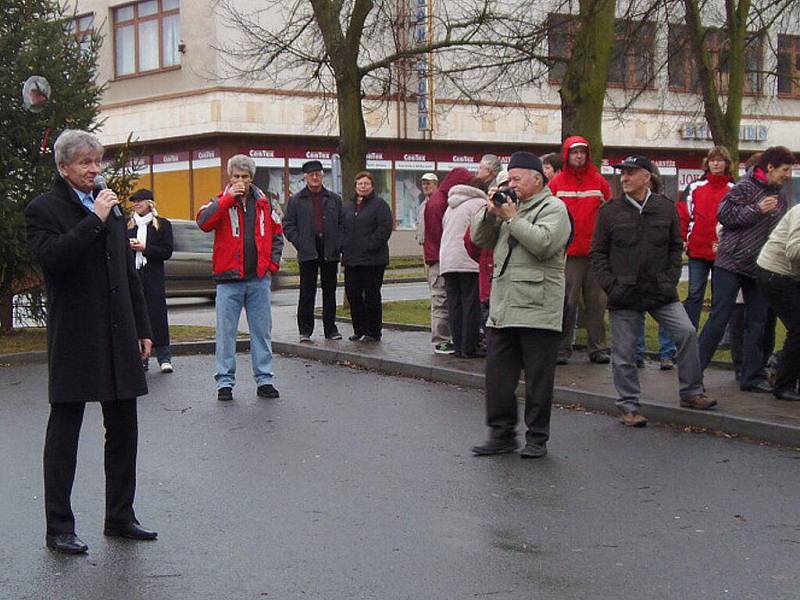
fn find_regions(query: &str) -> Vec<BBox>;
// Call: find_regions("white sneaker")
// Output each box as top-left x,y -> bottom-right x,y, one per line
160,362 -> 174,373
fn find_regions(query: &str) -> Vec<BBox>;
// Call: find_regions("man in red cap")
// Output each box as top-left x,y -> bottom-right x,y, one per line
548,136 -> 612,365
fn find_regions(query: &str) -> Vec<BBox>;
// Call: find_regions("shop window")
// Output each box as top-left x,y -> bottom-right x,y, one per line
254,167 -> 286,210
114,0 -> 180,78
777,35 -> 800,97
667,25 -> 763,95
394,169 -> 436,231
547,14 -> 654,89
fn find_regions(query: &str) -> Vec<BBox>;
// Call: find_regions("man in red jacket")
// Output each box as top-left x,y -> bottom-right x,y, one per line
548,136 -> 612,364
197,154 -> 284,402
423,167 -> 473,354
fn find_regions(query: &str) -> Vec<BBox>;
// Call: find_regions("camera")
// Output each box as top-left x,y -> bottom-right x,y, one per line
491,187 -> 517,207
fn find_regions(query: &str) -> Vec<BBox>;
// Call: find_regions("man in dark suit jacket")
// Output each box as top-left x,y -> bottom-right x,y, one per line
25,129 -> 157,554
282,160 -> 344,342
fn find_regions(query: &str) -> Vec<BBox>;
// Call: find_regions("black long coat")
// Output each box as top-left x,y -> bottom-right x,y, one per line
127,217 -> 173,347
25,177 -> 152,404
341,193 -> 393,267
283,186 -> 344,262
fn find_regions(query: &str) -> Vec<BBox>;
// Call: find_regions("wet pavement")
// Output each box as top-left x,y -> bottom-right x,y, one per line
2,354 -> 799,599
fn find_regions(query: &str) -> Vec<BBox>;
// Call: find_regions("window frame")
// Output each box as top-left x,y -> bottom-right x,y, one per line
113,0 -> 180,80
667,24 -> 764,96
777,34 -> 800,98
546,14 -> 656,90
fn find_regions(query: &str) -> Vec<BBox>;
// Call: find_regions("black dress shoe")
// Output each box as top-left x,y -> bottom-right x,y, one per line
46,533 -> 88,554
741,380 -> 773,394
774,389 -> 800,401
104,522 -> 158,540
519,443 -> 547,459
471,438 -> 519,456
217,387 -> 233,402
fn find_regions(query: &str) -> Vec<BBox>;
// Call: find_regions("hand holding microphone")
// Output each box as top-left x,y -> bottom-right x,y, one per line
93,175 -> 122,222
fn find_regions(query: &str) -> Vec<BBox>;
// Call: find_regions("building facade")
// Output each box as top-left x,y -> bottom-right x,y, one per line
71,0 -> 800,257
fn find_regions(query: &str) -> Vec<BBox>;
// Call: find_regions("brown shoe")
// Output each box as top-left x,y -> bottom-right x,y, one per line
680,393 -> 717,410
620,412 -> 648,427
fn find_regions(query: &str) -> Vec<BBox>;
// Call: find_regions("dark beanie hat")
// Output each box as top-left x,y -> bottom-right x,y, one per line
507,151 -> 547,183
301,160 -> 324,173
130,188 -> 154,201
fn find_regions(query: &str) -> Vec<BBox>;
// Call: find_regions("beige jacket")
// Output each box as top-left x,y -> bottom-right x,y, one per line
756,204 -> 800,280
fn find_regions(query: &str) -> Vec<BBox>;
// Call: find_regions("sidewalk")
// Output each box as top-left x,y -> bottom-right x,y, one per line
263,315 -> 800,448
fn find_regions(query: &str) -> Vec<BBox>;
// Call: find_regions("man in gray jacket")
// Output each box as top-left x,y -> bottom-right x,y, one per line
470,152 -> 572,459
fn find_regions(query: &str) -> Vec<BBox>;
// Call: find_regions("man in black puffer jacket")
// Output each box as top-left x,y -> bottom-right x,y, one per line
590,155 -> 715,427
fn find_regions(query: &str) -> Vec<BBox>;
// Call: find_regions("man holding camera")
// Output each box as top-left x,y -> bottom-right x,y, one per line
470,152 -> 572,459
590,155 -> 714,428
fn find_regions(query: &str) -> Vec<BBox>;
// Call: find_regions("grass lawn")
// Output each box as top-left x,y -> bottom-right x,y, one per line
0,325 -> 218,355
338,281 -> 787,362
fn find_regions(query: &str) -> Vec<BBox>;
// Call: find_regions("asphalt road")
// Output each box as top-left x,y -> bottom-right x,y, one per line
1,353 -> 798,600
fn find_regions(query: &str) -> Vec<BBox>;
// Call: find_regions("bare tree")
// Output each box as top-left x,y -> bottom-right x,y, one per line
214,0 -> 557,186
680,0 -> 799,165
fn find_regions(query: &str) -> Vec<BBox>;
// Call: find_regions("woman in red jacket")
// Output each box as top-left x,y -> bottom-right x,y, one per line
677,146 -> 735,328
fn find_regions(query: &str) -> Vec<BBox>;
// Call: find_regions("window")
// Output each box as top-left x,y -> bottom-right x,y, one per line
547,14 -> 655,89
114,0 -> 180,78
607,20 -> 655,88
777,35 -> 800,97
546,14 -> 579,83
67,13 -> 95,54
668,25 -> 763,94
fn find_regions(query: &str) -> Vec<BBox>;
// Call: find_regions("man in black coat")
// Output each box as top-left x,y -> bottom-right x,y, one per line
282,160 -> 344,342
25,129 -> 157,554
590,155 -> 715,428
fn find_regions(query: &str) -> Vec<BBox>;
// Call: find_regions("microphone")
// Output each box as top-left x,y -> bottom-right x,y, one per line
93,175 -> 123,219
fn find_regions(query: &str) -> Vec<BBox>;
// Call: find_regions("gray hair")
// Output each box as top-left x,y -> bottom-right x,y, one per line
53,129 -> 103,166
480,154 -> 502,177
531,170 -> 545,187
227,154 -> 256,177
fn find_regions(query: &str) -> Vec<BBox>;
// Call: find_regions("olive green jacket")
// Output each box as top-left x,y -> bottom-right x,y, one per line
471,188 -> 571,331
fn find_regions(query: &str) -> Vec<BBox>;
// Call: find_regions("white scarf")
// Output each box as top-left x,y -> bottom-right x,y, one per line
133,212 -> 154,270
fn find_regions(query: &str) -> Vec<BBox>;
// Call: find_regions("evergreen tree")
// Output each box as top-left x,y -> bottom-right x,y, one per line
0,0 -> 102,333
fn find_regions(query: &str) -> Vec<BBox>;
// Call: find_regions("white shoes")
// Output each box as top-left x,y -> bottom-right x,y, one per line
159,362 -> 174,374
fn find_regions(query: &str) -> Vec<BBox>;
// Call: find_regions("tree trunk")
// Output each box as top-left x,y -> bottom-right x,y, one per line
335,71 -> 368,197
0,280 -> 14,335
559,0 -> 616,164
683,0 -> 751,168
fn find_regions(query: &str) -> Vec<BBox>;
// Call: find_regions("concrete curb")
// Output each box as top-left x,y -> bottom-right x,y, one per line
4,338 -> 797,447
270,340 -> 800,448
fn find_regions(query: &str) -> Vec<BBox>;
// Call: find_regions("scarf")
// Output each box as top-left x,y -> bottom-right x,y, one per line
133,212 -> 154,270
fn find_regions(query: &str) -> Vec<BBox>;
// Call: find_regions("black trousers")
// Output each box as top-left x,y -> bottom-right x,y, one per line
443,272 -> 480,356
757,267 -> 800,393
44,400 -> 138,535
484,327 -> 560,446
297,237 -> 338,337
344,265 -> 386,338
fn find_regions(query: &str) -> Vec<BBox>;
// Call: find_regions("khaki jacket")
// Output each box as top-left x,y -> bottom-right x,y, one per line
471,188 -> 571,331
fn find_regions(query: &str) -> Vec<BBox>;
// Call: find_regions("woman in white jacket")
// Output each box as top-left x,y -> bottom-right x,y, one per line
440,177 -> 488,357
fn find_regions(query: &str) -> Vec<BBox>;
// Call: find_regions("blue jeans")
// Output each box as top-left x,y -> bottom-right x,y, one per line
214,277 -> 274,390
634,318 -> 676,360
698,267 -> 769,388
683,258 -> 714,329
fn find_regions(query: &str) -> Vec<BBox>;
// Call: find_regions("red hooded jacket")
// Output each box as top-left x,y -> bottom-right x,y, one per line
677,172 -> 735,261
423,168 -> 473,265
547,135 -> 611,257
463,227 -> 493,303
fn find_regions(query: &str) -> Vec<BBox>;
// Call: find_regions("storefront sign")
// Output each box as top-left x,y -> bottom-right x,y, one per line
395,152 -> 435,171
248,148 -> 284,168
680,123 -> 768,142
437,153 -> 479,171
